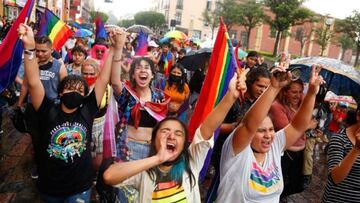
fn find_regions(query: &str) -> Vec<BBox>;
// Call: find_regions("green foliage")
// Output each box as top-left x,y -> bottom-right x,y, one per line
264,0 -> 314,56
338,33 -> 355,51
202,8 -> 220,39
238,0 -> 267,49
218,0 -> 242,30
118,19 -> 135,28
134,11 -> 166,30
313,18 -> 334,56
90,11 -> 109,23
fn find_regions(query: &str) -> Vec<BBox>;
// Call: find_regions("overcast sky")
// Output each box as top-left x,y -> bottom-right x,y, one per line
94,0 -> 360,20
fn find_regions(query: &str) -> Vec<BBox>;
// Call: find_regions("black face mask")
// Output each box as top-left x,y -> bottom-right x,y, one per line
61,92 -> 84,109
169,74 -> 182,83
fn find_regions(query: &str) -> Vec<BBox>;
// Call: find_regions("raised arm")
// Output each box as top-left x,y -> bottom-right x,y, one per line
232,67 -> 291,155
109,28 -> 126,96
95,28 -> 126,105
200,73 -> 242,140
18,24 -> 44,111
284,65 -> 324,149
104,132 -> 177,185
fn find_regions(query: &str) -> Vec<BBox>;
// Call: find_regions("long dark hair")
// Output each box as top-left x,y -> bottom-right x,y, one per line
167,63 -> 187,93
147,117 -> 196,189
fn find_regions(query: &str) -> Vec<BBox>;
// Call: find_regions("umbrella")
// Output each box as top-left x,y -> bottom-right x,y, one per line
234,47 -> 247,59
325,91 -> 357,109
75,28 -> 93,38
164,30 -> 188,41
126,24 -> 153,35
290,57 -> 360,103
178,48 -> 212,71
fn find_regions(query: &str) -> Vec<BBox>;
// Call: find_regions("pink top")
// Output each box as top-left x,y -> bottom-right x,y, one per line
269,100 -> 306,147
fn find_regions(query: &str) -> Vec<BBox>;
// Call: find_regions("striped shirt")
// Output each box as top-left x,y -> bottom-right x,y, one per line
322,131 -> 360,203
152,181 -> 187,203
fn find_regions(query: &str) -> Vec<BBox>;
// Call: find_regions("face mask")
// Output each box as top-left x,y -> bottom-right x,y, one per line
85,77 -> 97,86
61,92 -> 84,109
169,74 -> 182,83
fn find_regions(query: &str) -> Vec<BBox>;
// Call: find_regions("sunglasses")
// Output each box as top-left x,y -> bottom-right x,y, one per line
96,49 -> 105,53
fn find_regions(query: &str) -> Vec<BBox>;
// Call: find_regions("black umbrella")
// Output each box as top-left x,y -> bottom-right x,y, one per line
178,48 -> 212,71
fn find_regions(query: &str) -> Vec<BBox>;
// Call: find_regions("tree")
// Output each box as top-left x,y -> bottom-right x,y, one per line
265,0 -> 314,56
202,8 -> 219,39
336,11 -> 360,66
337,33 -> 355,61
134,11 -> 166,32
218,0 -> 241,31
313,18 -> 334,56
237,0 -> 267,49
90,11 -> 109,23
294,25 -> 312,57
118,19 -> 135,28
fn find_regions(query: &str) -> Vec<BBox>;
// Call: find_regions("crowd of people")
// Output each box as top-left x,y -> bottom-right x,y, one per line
0,14 -> 359,203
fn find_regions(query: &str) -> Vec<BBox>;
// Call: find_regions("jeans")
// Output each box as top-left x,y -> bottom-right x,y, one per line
40,188 -> 91,203
127,139 -> 151,161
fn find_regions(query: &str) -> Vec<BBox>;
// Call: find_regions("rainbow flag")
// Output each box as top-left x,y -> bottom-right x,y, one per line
135,31 -> 148,56
95,15 -> 107,39
161,52 -> 173,76
187,18 -> 237,181
38,8 -> 73,51
0,0 -> 35,93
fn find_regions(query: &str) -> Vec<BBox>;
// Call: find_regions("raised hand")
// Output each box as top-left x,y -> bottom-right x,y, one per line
308,64 -> 325,95
107,26 -> 127,50
270,66 -> 292,89
17,23 -> 35,49
156,132 -> 178,164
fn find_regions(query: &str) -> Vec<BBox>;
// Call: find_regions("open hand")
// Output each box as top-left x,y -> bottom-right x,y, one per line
156,133 -> 178,164
17,23 -> 35,49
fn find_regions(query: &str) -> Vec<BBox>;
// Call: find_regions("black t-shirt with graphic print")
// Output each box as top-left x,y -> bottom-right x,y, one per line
36,90 -> 99,196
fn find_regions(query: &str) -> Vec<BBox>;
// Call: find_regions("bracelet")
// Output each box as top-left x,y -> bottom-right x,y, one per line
113,58 -> 122,62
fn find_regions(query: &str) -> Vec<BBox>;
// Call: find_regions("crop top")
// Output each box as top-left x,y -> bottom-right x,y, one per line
127,110 -> 158,128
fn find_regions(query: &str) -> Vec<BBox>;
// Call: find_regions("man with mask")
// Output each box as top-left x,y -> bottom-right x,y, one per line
18,23 -> 126,202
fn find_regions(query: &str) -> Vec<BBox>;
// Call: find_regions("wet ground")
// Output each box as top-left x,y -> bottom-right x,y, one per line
0,108 -> 328,203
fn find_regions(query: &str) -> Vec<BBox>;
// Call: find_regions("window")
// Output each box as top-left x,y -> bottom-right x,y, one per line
176,0 -> 183,9
175,11 -> 182,25
229,30 -> 237,39
215,2 -> 221,12
206,0 -> 212,10
269,26 -> 277,38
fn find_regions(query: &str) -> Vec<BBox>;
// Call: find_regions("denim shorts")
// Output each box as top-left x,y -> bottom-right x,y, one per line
40,187 -> 91,203
127,138 -> 151,161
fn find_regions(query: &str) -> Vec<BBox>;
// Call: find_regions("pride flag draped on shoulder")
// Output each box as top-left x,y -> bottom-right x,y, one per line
38,8 -> 73,51
0,0 -> 35,93
188,18 -> 237,141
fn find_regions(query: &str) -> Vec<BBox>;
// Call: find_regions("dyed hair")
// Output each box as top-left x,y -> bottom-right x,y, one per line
129,57 -> 156,88
147,117 -> 196,189
81,58 -> 100,74
167,63 -> 187,93
58,75 -> 89,95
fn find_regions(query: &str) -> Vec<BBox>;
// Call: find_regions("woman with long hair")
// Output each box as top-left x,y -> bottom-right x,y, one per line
164,64 -> 190,120
216,65 -> 324,202
104,72 -> 244,202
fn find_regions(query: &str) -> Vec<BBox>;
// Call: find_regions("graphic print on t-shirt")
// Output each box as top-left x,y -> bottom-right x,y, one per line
47,122 -> 87,163
249,161 -> 282,193
152,180 -> 187,203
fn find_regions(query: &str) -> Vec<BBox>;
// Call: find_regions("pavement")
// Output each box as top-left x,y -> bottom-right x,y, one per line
0,108 -> 328,203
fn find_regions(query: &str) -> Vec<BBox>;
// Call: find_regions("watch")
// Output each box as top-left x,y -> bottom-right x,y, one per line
24,49 -> 35,60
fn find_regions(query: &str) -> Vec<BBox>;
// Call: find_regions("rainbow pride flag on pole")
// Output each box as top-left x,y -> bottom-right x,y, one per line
0,0 -> 35,93
38,8 -> 73,51
187,18 -> 237,180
